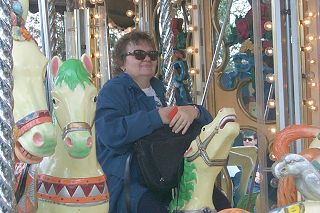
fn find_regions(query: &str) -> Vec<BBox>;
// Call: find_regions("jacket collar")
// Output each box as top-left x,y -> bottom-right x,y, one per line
118,72 -> 166,106
119,72 -> 162,91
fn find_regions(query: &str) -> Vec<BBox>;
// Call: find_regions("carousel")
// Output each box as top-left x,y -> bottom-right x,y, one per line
0,0 -> 319,212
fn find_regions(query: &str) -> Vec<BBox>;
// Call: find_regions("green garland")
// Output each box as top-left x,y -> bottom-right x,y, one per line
169,159 -> 197,212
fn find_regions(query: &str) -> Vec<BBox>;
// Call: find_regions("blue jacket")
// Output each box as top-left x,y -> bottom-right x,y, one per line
95,72 -> 212,213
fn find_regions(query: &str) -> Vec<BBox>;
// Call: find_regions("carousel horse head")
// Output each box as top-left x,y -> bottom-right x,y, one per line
12,0 -> 56,164
184,108 -> 240,169
272,149 -> 320,201
272,154 -> 311,178
50,54 -> 97,159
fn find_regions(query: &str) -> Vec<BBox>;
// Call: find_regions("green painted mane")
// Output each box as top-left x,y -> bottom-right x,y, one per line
169,159 -> 197,212
54,59 -> 92,90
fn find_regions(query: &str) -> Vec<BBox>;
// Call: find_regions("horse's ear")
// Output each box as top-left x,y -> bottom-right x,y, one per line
51,56 -> 62,78
81,54 -> 93,75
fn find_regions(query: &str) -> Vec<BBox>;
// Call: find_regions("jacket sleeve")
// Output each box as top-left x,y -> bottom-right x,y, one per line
95,82 -> 163,153
196,105 -> 213,125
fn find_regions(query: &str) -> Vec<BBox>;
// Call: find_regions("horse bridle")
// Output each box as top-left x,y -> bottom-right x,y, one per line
53,107 -> 93,139
61,122 -> 92,139
186,126 -> 228,167
15,110 -> 52,137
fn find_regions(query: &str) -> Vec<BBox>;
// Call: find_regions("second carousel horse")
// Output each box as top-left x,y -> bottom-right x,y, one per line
169,108 -> 240,213
36,55 -> 109,213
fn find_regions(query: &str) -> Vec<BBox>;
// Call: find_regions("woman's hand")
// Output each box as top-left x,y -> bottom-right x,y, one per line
158,106 -> 176,124
169,105 -> 199,134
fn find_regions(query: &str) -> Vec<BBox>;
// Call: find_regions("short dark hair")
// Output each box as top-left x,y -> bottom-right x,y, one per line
241,131 -> 257,139
112,31 -> 156,75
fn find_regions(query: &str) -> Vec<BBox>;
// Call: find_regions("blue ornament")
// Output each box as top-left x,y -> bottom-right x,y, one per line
12,1 -> 23,17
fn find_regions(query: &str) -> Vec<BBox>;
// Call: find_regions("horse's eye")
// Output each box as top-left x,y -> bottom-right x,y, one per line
52,98 -> 60,105
93,96 -> 97,103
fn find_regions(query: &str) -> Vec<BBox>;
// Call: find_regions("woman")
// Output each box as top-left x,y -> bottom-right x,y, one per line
95,31 -> 212,213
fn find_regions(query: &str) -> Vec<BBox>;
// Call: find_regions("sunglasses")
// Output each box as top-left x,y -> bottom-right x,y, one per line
243,137 -> 254,142
124,50 -> 159,61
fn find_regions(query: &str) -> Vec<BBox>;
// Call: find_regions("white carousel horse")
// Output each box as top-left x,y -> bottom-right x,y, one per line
12,0 -> 56,165
272,153 -> 320,201
12,1 -> 56,212
271,125 -> 320,213
169,108 -> 240,213
36,55 -> 109,213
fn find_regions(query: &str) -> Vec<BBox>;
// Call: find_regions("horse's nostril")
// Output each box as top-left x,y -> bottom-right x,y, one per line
33,132 -> 44,147
86,136 -> 93,147
65,137 -> 73,147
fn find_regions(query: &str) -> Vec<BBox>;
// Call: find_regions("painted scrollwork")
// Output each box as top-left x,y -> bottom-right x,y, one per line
214,0 -> 275,122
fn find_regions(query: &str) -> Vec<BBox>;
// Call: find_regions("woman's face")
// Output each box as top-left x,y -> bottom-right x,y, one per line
121,42 -> 157,84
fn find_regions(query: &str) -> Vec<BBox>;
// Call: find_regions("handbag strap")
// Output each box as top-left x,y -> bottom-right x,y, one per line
124,154 -> 132,213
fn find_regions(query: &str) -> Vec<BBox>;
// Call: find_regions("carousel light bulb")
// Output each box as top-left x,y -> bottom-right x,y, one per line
94,14 -> 100,19
303,43 -> 313,52
304,98 -> 315,106
309,59 -> 317,64
97,0 -> 104,3
305,11 -> 315,17
265,47 -> 273,56
127,27 -> 133,32
267,99 -> 276,109
95,73 -> 102,78
189,68 -> 199,75
308,105 -> 318,111
126,10 -> 134,17
186,46 -> 198,54
302,17 -> 312,26
95,52 -> 100,58
90,0 -> 97,4
108,22 -> 114,28
270,127 -> 277,134
264,21 -> 272,31
94,33 -> 99,38
307,81 -> 317,87
266,73 -> 275,83
187,4 -> 197,10
134,16 -> 140,23
187,25 -> 197,32
133,0 -> 140,4
306,34 -> 315,42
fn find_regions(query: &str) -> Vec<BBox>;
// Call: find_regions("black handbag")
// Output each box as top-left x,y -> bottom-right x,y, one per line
133,121 -> 203,193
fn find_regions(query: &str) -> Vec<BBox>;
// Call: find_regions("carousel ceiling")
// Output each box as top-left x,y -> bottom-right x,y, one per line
28,0 -> 135,28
